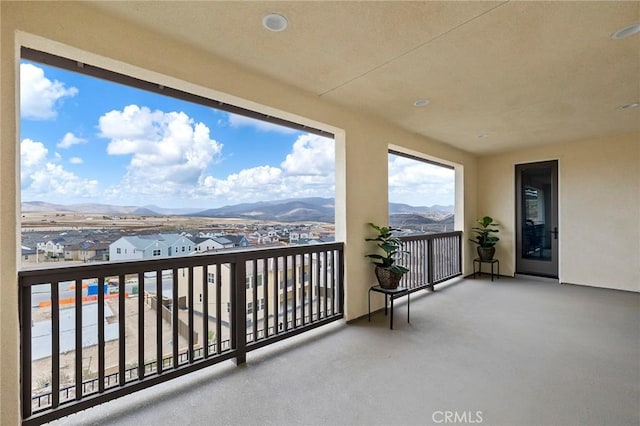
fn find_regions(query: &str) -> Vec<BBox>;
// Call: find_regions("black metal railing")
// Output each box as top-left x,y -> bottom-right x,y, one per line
399,231 -> 463,292
19,243 -> 344,425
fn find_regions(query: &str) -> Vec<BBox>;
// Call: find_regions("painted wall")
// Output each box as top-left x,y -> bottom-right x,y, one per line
477,133 -> 640,292
0,2 -> 477,422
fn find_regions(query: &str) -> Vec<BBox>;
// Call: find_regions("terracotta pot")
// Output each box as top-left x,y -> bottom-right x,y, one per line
374,266 -> 402,289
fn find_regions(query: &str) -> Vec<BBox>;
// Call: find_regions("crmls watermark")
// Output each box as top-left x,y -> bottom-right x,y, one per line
432,410 -> 484,424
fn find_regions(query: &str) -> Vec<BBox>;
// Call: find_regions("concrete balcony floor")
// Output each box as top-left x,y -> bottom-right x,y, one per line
54,276 -> 639,426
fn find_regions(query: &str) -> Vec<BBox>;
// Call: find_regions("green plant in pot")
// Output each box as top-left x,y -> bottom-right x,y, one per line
469,216 -> 500,261
365,223 -> 409,289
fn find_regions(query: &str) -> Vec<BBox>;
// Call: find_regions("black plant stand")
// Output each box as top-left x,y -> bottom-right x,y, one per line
473,258 -> 500,281
368,286 -> 410,329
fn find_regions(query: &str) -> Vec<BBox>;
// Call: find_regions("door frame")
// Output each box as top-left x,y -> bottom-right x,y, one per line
515,160 -> 559,278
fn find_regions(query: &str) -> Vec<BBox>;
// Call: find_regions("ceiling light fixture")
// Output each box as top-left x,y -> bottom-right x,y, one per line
611,22 -> 640,40
618,102 -> 639,109
262,13 -> 288,32
413,99 -> 430,107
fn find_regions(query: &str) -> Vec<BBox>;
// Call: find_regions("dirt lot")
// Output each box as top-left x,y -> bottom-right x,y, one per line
29,293 -> 230,398
21,211 -> 253,233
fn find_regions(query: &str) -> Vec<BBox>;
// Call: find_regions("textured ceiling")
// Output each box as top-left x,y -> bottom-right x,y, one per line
88,1 -> 639,154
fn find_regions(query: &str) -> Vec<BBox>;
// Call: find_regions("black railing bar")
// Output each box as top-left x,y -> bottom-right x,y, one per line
172,269 -> 179,370
315,251 -> 320,321
51,281 -> 60,409
292,254 -> 297,328
137,272 -> 145,381
331,251 -> 336,316
338,249 -> 345,315
252,260 -> 258,343
262,258 -> 269,339
300,254 -> 306,327
155,272 -> 163,375
20,281 -> 33,419
234,261 -> 247,365
118,274 -> 126,386
97,277 -> 105,393
283,255 -> 288,332
274,257 -> 280,336
216,265 -> 222,356
202,264 -> 209,358
188,266 -> 194,363
324,251 -> 330,318
74,278 -> 82,401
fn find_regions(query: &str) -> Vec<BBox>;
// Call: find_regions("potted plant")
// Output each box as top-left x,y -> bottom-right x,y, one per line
469,216 -> 500,261
365,223 -> 409,289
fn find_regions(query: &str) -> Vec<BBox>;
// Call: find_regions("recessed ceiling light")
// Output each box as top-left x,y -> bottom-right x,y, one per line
413,99 -> 430,107
263,13 -> 288,32
611,22 -> 640,40
618,102 -> 639,109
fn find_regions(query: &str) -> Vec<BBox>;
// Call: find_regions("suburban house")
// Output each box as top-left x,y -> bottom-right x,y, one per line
223,234 -> 249,248
36,239 -> 65,259
20,246 -> 37,263
1,2 -> 638,426
194,237 -> 217,253
109,234 -> 195,261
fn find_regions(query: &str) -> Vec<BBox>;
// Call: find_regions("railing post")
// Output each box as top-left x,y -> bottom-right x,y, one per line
338,249 -> 345,315
233,260 -> 247,365
20,279 -> 33,419
458,232 -> 463,276
427,238 -> 435,291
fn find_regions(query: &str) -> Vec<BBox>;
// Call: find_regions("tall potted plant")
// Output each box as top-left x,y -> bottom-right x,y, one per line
365,223 -> 409,289
469,216 -> 500,261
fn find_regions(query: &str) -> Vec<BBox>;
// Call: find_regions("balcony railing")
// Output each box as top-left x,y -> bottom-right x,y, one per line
399,231 -> 463,291
19,243 -> 344,426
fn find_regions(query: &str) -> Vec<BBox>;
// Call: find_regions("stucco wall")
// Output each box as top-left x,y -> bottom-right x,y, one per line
1,2 -> 477,423
477,132 -> 640,292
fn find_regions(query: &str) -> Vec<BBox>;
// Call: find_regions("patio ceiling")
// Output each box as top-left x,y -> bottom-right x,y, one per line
87,1 -> 639,154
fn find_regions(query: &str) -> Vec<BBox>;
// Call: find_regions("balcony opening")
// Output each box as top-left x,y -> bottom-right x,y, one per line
19,48 -> 336,271
18,47 -> 343,424
387,150 -> 455,234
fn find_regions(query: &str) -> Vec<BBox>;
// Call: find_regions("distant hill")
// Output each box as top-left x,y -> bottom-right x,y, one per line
193,198 -> 335,222
22,201 -> 152,215
21,201 -> 207,216
390,213 -> 454,226
22,198 -> 453,224
389,202 -> 454,215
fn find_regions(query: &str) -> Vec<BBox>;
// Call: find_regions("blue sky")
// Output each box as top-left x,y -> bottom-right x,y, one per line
20,61 -> 453,209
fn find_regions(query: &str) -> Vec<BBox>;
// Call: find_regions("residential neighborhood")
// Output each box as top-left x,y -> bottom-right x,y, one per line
21,221 -> 335,267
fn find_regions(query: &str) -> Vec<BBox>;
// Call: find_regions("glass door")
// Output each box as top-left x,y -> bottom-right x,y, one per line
515,160 -> 558,278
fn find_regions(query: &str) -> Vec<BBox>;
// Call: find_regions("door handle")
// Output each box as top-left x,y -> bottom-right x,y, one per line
549,227 -> 558,239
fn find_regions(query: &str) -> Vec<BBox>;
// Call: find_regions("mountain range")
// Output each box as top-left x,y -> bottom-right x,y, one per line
22,198 -> 453,223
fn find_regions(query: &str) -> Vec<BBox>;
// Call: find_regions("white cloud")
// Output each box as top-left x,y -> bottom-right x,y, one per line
20,139 -> 98,199
388,155 -> 455,206
21,138 -> 48,169
20,63 -> 78,120
227,113 -> 297,134
57,132 -> 87,149
200,166 -> 284,198
193,134 -> 335,204
69,157 -> 84,164
281,134 -> 334,176
100,105 -> 223,198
